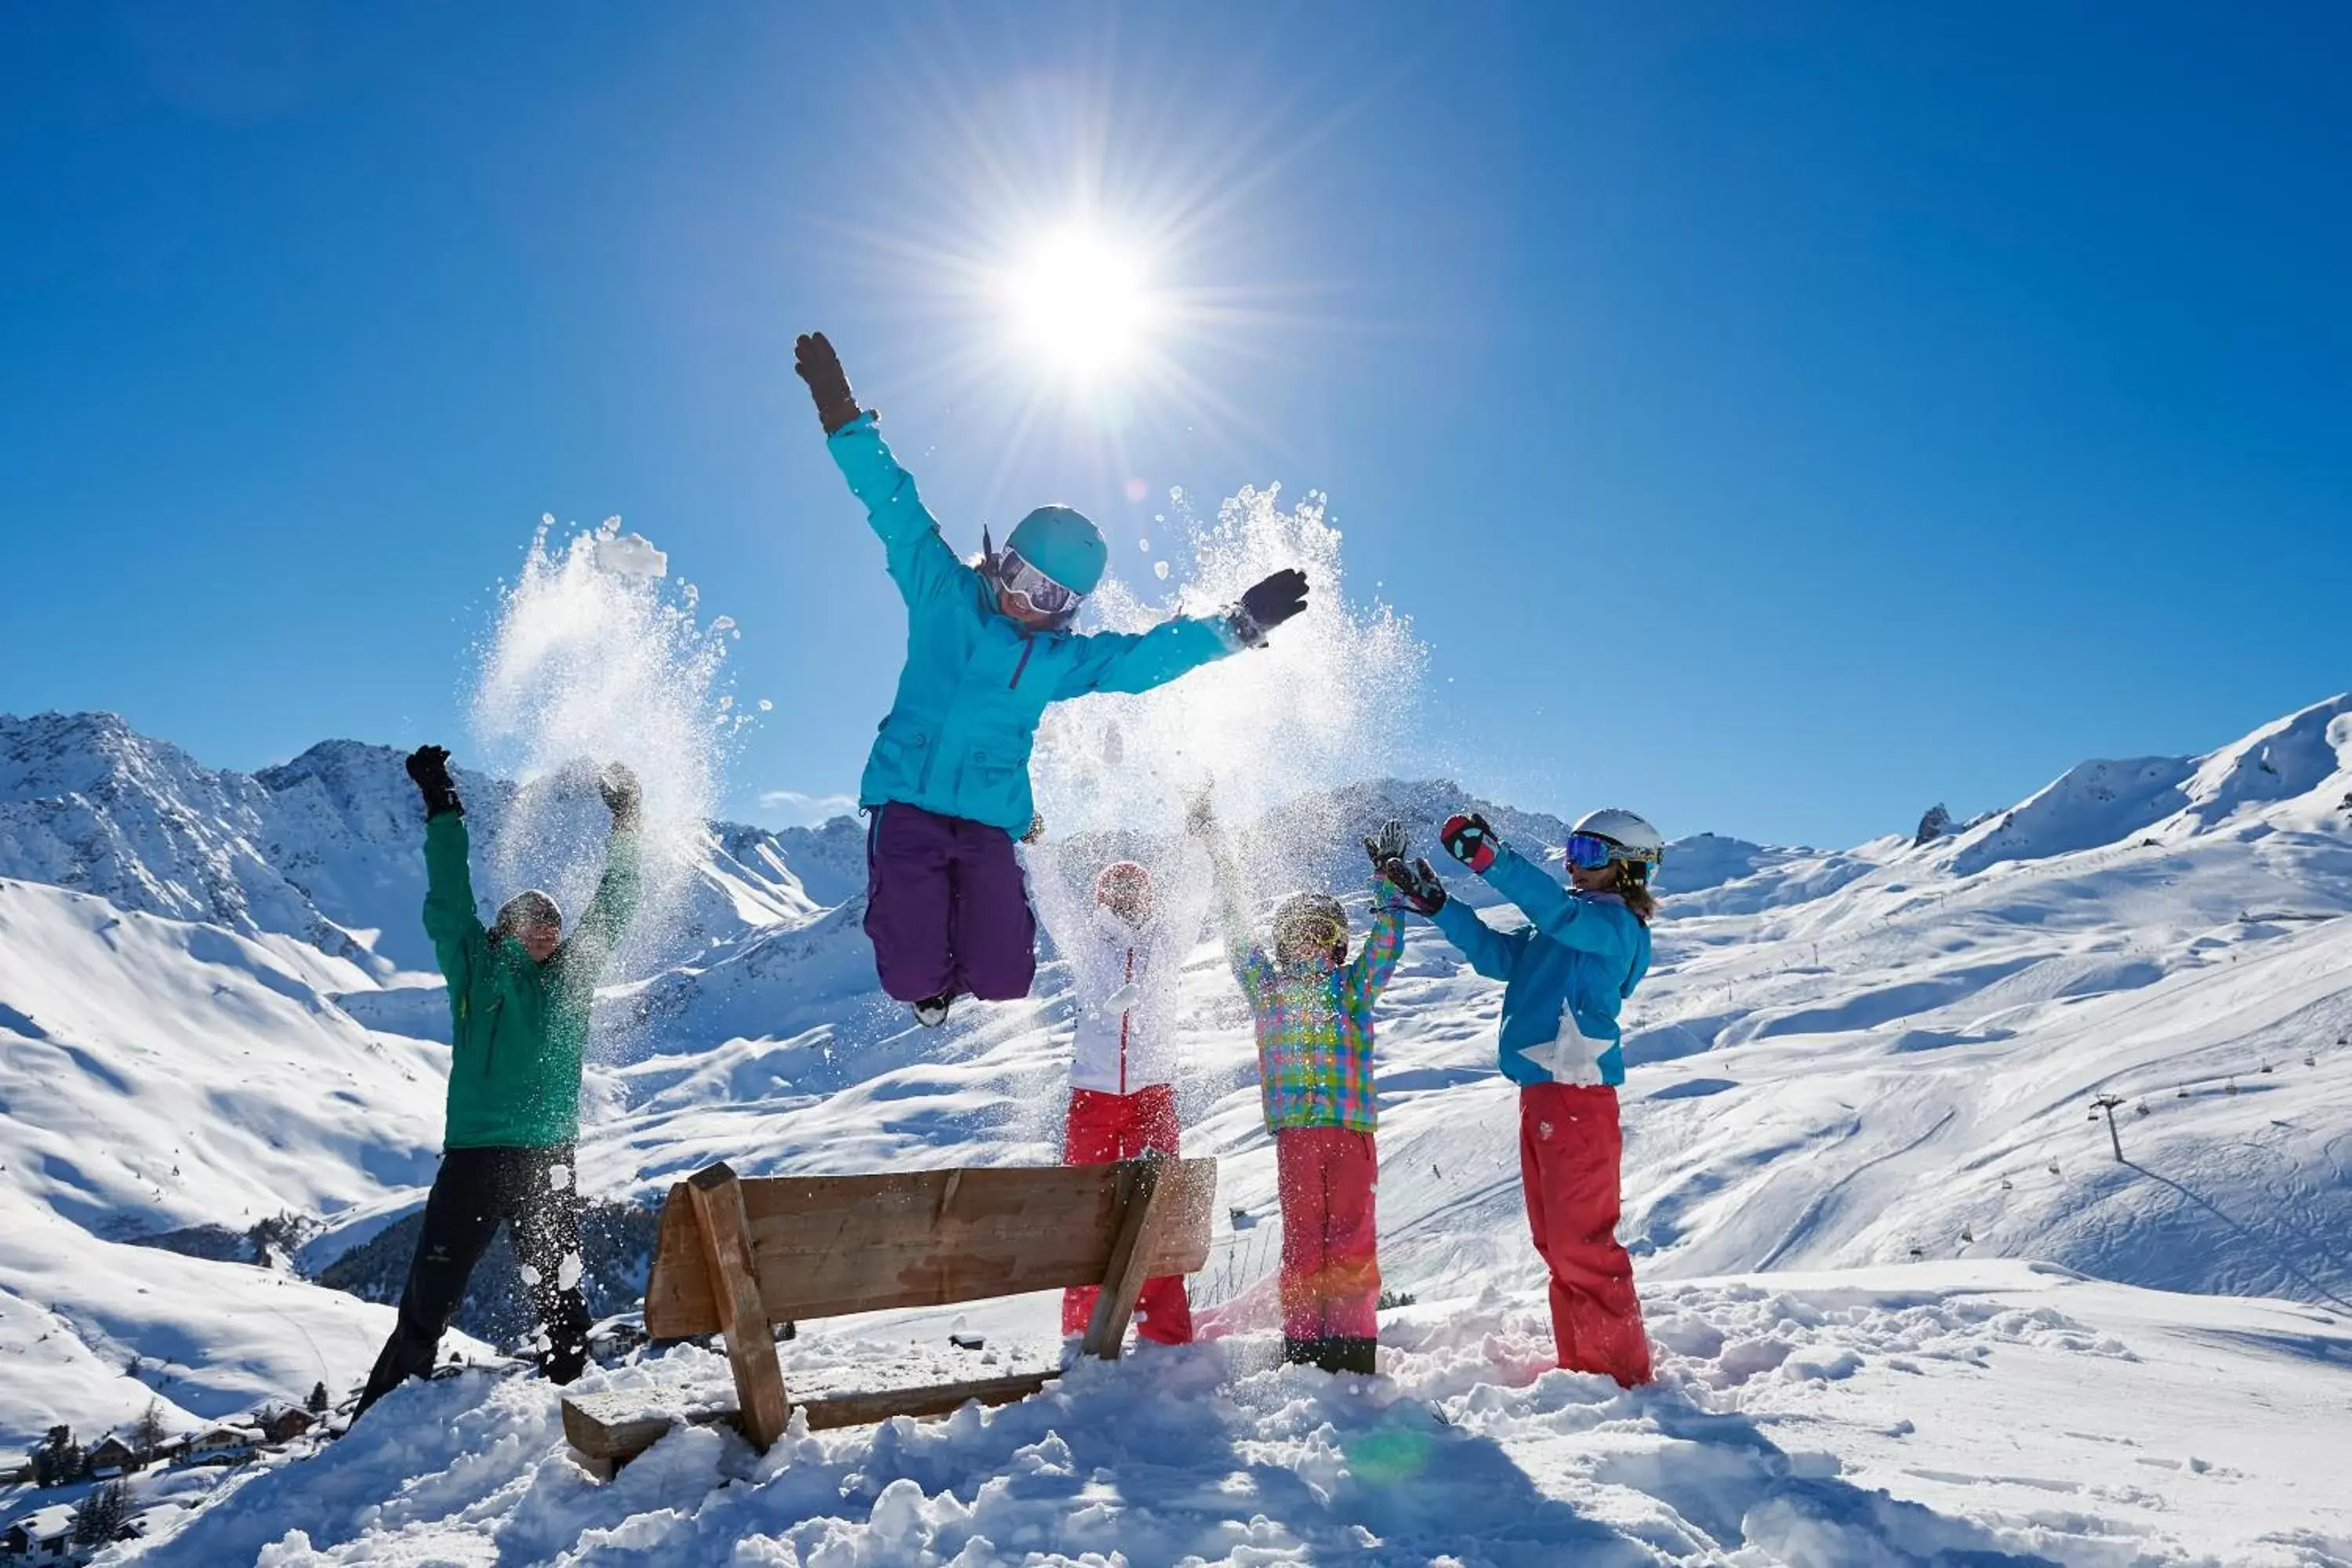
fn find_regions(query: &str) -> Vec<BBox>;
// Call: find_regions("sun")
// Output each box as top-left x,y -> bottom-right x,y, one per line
1000,229 -> 1156,377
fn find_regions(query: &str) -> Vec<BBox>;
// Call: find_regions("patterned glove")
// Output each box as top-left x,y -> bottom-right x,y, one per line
1440,812 -> 1497,874
1381,855 -> 1448,916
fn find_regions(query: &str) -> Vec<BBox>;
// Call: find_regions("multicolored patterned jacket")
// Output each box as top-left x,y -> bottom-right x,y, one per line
1224,877 -> 1406,1134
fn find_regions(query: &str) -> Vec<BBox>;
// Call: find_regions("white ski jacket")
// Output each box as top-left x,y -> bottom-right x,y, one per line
1028,841 -> 1210,1097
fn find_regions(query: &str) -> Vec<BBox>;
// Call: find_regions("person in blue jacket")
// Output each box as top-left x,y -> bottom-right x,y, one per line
1376,808 -> 1664,1387
791,332 -> 1311,1027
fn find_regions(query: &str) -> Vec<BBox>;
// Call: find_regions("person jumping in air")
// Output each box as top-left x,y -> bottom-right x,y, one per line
1027,842 -> 1214,1345
1376,808 -> 1662,1388
1191,798 -> 1406,1375
792,332 -> 1312,1028
352,746 -> 642,1422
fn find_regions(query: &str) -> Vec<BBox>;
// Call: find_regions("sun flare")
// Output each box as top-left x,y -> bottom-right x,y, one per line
1002,230 -> 1156,376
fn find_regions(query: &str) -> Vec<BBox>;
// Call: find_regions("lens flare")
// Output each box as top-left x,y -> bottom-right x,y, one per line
1002,229 -> 1155,376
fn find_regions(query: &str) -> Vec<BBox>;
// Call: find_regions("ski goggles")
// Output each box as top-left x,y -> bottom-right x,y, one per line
1566,832 -> 1658,870
993,545 -> 1083,621
1276,913 -> 1346,948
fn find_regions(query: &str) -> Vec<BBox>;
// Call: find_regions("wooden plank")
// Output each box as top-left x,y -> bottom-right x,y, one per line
740,1158 -> 1217,1322
801,1370 -> 1055,1431
562,1372 -> 1058,1476
644,1160 -> 1219,1338
684,1163 -> 790,1451
644,1181 -> 713,1339
562,1391 -> 735,1465
1080,1159 -> 1164,1359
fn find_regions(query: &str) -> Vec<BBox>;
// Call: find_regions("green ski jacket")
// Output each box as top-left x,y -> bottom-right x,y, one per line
421,812 -> 641,1149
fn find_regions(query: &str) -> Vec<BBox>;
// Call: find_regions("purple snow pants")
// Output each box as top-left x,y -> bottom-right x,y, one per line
863,802 -> 1038,1003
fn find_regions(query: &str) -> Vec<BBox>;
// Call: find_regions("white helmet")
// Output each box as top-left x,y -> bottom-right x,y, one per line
1571,808 -> 1665,866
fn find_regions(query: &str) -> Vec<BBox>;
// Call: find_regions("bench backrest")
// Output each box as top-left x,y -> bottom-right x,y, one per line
644,1159 -> 1218,1338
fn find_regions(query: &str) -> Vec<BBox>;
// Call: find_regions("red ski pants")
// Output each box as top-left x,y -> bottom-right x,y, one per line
1520,1083 -> 1651,1387
1276,1126 -> 1381,1342
1060,1085 -> 1194,1345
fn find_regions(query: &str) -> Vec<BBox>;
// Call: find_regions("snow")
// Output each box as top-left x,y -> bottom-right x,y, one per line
88,1266 -> 2352,1565
1,694 -> 2348,1562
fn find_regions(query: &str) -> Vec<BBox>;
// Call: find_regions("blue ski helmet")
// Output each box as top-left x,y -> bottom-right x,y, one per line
1004,505 -> 1107,597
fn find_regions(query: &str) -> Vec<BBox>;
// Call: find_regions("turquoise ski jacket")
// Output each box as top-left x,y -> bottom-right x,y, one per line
1428,844 -> 1651,1087
828,412 -> 1241,836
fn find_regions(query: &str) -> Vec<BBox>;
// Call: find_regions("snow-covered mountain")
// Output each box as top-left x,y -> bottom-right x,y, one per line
5,697 -> 2351,1563
0,713 -> 822,980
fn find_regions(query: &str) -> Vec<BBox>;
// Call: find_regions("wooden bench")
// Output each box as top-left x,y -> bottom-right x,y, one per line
562,1155 -> 1217,1476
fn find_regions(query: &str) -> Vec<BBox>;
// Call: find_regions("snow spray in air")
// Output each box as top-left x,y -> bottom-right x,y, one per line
469,517 -> 748,999
1031,482 -> 1428,923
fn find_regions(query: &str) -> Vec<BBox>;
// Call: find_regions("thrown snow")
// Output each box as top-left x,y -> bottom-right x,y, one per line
1032,483 -> 1428,909
591,526 -> 669,582
470,515 -> 750,1004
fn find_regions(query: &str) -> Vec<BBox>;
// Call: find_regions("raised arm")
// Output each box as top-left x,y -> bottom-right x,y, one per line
1428,897 -> 1525,983
1188,798 -> 1272,1004
1052,617 -> 1238,699
566,764 -> 646,975
405,747 -> 487,982
795,332 -> 968,609
1341,874 -> 1407,1016
1480,844 -> 1635,961
1051,566 -> 1315,699
1022,837 -> 1113,1000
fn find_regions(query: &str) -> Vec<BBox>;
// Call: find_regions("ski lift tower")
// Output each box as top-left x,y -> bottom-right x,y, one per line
2089,1094 -> 2128,1162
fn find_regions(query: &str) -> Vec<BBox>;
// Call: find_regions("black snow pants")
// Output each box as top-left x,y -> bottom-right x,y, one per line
354,1144 -> 591,1421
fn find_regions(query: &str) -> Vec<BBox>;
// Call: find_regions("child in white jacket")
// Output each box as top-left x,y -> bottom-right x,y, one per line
1028,840 -> 1212,1344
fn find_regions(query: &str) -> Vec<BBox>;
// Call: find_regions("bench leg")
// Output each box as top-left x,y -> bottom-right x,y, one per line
1080,1158 -> 1167,1359
686,1162 -> 791,1450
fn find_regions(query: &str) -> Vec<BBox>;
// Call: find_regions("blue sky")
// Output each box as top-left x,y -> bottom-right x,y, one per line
3,3 -> 2346,848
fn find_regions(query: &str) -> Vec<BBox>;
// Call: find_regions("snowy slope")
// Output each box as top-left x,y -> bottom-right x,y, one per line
98,1264 -> 2352,1565
5,699 -> 2351,1560
0,877 -> 482,1446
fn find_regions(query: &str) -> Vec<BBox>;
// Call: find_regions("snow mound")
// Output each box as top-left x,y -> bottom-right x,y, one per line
105,1265 -> 2352,1565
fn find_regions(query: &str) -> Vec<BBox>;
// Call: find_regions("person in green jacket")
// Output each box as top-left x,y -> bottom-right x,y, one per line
353,744 -> 642,1421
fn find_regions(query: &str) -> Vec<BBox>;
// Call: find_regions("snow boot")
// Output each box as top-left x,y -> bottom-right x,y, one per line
1283,1336 -> 1327,1369
912,992 -> 955,1027
1319,1337 -> 1378,1376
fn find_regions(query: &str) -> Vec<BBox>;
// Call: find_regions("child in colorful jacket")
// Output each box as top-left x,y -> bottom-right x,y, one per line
1377,809 -> 1661,1388
1026,844 -> 1214,1345
1192,800 -> 1406,1374
792,333 -> 1310,1027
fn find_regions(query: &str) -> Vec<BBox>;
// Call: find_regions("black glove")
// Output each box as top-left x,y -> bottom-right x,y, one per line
1381,855 -> 1448,916
597,762 -> 641,829
1228,568 -> 1309,648
793,332 -> 862,435
405,745 -> 463,819
1363,818 -> 1410,870
1440,811 -> 1497,873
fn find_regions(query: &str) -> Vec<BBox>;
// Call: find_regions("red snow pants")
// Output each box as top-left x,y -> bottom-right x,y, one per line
1519,1083 -> 1652,1387
1275,1126 -> 1381,1342
1060,1085 -> 1194,1345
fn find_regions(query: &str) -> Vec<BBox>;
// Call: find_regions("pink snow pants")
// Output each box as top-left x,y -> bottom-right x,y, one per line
1059,1085 -> 1194,1345
1520,1083 -> 1652,1388
1276,1126 -> 1381,1341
